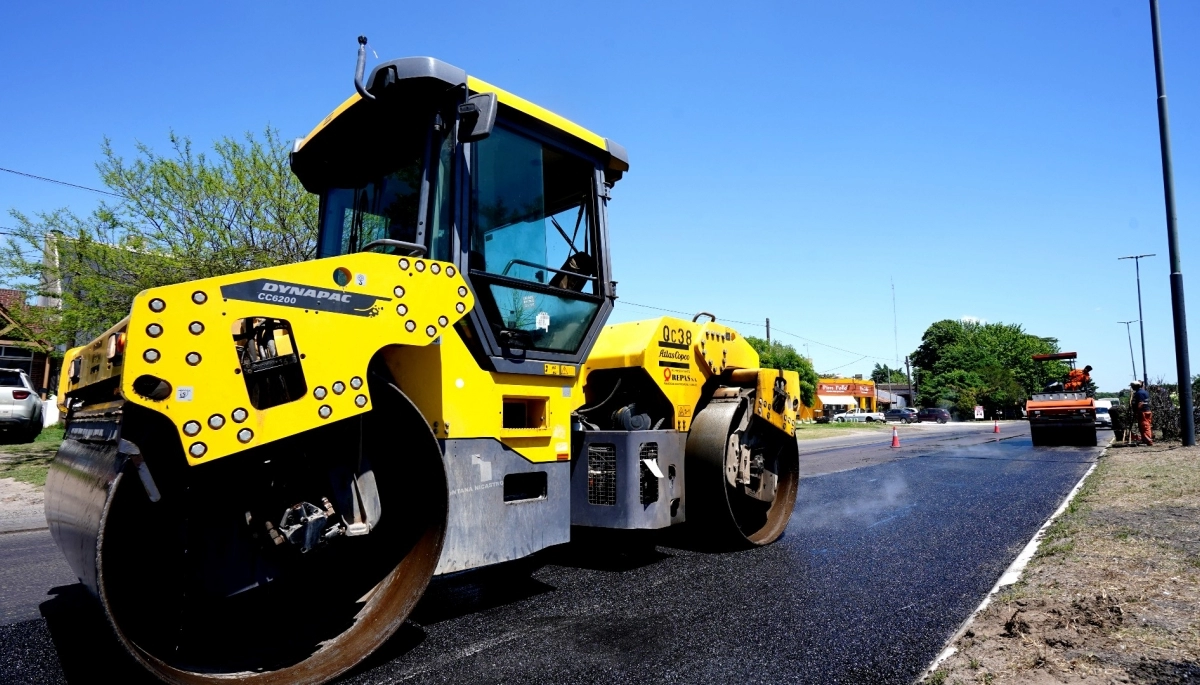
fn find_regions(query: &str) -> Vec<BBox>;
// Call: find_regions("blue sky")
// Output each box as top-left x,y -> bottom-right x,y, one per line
2,1 -> 1199,391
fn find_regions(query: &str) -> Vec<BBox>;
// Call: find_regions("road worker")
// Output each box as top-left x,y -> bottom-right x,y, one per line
1064,365 -> 1093,392
1131,380 -> 1152,446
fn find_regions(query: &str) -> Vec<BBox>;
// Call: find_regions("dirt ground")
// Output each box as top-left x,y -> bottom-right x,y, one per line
0,477 -> 45,532
0,426 -> 62,532
928,442 -> 1200,684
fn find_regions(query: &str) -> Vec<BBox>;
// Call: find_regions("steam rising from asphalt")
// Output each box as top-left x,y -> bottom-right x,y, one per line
794,475 -> 910,530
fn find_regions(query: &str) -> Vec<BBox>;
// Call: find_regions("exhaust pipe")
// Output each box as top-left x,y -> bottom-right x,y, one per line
355,35 -> 375,101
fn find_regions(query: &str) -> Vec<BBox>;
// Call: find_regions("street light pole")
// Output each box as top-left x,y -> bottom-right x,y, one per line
1148,0 -> 1194,445
1120,320 -> 1140,382
1119,253 -> 1155,387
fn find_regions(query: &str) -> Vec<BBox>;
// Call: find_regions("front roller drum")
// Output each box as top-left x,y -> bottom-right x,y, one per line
685,395 -> 799,546
45,377 -> 446,685
1030,422 -> 1098,447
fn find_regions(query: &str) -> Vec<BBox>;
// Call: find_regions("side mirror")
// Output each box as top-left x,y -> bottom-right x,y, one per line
458,92 -> 497,142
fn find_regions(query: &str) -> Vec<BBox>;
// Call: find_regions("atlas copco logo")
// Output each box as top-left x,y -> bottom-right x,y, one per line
261,282 -> 352,303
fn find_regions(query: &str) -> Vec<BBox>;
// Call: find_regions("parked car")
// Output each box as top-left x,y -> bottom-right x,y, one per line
816,404 -> 852,423
916,407 -> 951,424
834,408 -> 886,423
0,368 -> 42,443
885,408 -> 917,423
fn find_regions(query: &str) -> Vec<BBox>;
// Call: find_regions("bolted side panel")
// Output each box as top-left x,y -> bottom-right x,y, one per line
60,252 -> 474,466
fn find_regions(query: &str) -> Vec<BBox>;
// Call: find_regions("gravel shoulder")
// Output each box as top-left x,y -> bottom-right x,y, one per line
0,427 -> 63,533
929,441 -> 1200,684
0,478 -> 45,534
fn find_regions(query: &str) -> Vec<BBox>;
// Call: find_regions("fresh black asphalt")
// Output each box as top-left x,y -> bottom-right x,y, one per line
0,428 -> 1103,684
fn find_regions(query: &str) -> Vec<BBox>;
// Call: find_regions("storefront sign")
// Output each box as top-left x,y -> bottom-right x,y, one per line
817,382 -> 874,396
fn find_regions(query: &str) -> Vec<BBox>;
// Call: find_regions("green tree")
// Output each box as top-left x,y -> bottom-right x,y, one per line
871,363 -> 908,384
919,368 -> 983,417
746,336 -> 818,408
1,128 -> 317,347
911,319 -> 1066,417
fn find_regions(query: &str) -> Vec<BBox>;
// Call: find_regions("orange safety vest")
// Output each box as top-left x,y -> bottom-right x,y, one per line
1064,369 -> 1089,391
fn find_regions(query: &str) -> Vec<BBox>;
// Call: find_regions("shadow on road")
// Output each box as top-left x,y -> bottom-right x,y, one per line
37,584 -> 153,684
412,558 -> 557,626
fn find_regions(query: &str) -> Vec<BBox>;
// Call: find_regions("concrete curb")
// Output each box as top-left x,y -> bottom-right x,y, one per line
914,440 -> 1108,683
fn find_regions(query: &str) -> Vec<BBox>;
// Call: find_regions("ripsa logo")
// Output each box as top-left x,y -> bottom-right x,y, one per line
262,282 -> 353,303
663,368 -> 697,384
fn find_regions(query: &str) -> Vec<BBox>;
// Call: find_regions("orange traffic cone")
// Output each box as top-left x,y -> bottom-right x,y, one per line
890,426 -> 900,448
993,418 -> 1000,434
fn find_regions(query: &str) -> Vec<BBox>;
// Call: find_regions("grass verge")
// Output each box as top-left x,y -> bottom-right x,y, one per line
794,421 -> 890,440
930,441 -> 1200,683
0,425 -> 64,487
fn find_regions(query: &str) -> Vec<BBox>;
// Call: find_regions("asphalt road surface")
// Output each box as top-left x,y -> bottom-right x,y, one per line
0,422 -> 1105,684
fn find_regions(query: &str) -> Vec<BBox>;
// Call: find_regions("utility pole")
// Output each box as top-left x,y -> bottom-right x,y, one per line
891,278 -> 899,367
1149,0 -> 1194,445
1120,320 -> 1140,381
1118,254 -> 1154,387
904,356 -> 914,409
765,318 -> 770,344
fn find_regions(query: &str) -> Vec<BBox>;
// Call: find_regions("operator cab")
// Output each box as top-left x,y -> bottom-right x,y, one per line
290,57 -> 629,374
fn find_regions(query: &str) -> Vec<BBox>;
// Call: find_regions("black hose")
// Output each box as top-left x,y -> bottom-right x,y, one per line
575,378 -> 622,415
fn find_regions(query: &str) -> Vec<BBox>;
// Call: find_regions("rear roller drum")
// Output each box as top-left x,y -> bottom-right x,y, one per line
685,391 -> 799,547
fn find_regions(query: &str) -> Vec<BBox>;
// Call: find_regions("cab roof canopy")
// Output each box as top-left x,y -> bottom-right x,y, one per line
290,56 -> 629,193
1032,352 -> 1077,361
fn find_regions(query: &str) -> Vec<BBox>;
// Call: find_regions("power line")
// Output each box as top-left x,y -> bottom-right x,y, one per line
819,355 -> 869,373
0,166 -> 120,197
616,300 -> 893,362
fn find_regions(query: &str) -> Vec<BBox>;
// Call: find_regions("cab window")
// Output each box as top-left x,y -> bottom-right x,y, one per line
469,125 -> 601,354
316,121 -> 430,258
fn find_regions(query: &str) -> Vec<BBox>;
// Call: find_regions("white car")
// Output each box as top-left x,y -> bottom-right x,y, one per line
1093,399 -> 1113,428
0,368 -> 43,442
833,408 -> 886,423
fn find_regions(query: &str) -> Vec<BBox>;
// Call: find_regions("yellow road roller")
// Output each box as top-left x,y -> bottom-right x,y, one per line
45,38 -> 802,684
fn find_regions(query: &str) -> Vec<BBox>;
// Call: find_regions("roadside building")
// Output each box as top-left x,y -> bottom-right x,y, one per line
816,377 -> 876,419
796,398 -> 816,423
0,290 -> 55,396
876,387 -> 899,410
877,383 -> 916,408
